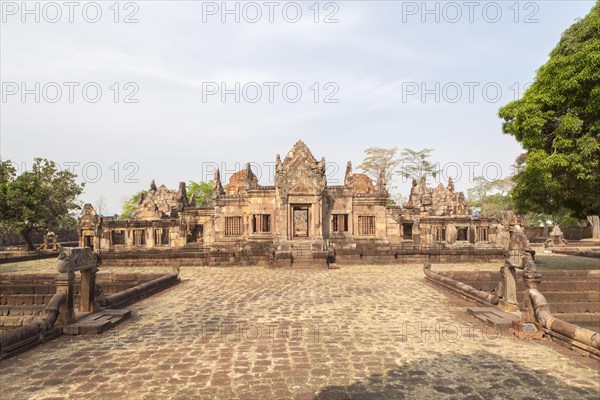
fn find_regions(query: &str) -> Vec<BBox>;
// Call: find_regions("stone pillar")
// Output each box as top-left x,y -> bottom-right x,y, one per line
80,266 -> 99,313
499,264 -> 518,312
56,271 -> 76,325
149,227 -> 156,247
521,257 -> 542,322
127,228 -> 134,248
498,249 -> 520,312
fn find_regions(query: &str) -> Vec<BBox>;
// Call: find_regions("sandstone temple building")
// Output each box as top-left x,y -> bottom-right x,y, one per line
78,141 -> 506,267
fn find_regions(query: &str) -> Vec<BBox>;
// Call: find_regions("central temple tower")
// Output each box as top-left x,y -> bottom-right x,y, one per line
274,140 -> 328,247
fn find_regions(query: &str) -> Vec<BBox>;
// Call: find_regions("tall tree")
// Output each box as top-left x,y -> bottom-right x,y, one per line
587,215 -> 600,239
498,3 -> 600,224
0,158 -> 84,251
358,147 -> 400,187
398,148 -> 440,184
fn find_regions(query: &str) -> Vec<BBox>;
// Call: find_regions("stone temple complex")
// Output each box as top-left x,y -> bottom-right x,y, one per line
78,141 -> 505,267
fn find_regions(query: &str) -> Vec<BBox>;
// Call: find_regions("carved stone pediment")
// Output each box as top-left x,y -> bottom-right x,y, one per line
276,140 -> 326,199
78,204 -> 100,229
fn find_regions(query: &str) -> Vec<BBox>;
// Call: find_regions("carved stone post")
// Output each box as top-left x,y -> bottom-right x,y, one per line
56,247 -> 100,323
56,271 -> 76,325
499,249 -> 520,312
80,265 -> 99,313
521,260 -> 542,322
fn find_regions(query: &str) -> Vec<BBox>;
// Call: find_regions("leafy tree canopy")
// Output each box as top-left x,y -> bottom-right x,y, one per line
187,181 -> 213,206
498,3 -> 600,217
0,158 -> 84,250
467,176 -> 515,219
397,148 -> 440,185
358,147 -> 400,186
118,190 -> 147,220
525,209 -> 580,227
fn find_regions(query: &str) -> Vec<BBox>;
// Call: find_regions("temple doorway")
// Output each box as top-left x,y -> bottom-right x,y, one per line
292,206 -> 309,238
83,236 -> 94,250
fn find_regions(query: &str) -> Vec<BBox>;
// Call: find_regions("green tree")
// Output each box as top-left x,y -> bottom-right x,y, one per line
0,158 -> 84,251
498,3 -> 600,219
397,148 -> 440,185
187,181 -> 213,206
467,176 -> 514,219
118,190 -> 146,220
358,147 -> 400,186
525,209 -> 580,228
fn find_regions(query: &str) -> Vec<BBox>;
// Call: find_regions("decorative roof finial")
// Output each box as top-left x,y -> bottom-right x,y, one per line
212,168 -> 224,196
376,170 -> 386,192
344,161 -> 354,187
246,163 -> 253,181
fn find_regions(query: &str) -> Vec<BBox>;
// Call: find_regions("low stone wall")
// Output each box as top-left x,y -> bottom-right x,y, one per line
102,272 -> 180,309
0,251 -> 59,265
335,246 -> 504,265
100,249 -> 246,267
525,226 -> 592,241
98,246 -> 505,268
423,266 -> 499,306
0,229 -> 78,247
0,291 -> 65,360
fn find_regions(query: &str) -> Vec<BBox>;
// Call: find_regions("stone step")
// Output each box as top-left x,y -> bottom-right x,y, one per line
291,261 -> 327,269
516,291 -> 600,303
555,312 -> 600,323
463,281 -> 599,293
467,307 -> 519,328
292,253 -> 314,258
63,309 -> 131,335
549,302 -> 600,314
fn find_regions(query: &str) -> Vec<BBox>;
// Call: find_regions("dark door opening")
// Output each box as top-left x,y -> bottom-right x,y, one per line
293,207 -> 309,238
84,236 -> 94,250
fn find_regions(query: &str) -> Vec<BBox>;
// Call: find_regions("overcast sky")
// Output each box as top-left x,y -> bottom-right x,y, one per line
1,1 -> 595,214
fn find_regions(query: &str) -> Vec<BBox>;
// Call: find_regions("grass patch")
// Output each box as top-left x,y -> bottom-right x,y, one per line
534,254 -> 600,270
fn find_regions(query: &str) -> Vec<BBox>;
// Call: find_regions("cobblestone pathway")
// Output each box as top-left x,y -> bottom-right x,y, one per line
1,263 -> 599,399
